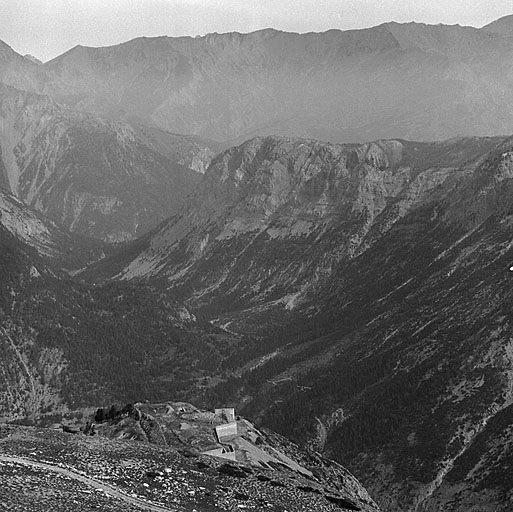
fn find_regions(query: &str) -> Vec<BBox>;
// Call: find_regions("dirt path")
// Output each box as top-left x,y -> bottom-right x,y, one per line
0,454 -> 176,512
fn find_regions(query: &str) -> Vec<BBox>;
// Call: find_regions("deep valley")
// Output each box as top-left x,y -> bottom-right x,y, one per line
2,13 -> 513,512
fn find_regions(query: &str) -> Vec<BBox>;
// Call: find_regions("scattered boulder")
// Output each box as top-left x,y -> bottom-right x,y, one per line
179,448 -> 199,458
218,463 -> 249,478
62,425 -> 79,434
297,485 -> 321,494
267,460 -> 289,471
145,470 -> 163,479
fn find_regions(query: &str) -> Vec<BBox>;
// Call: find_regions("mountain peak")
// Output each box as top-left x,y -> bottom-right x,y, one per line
482,14 -> 513,34
23,54 -> 42,65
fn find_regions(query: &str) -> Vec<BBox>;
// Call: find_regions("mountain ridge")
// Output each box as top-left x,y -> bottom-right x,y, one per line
98,135 -> 503,306
0,83 -> 218,241
0,188 -> 104,269
0,17 -> 505,144
482,14 -> 513,34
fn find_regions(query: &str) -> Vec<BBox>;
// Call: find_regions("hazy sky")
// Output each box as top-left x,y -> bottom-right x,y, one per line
1,0 -> 512,62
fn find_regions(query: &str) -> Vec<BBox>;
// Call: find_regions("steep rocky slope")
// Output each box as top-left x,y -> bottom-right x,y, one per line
0,189 -> 105,268
0,84 -> 217,241
89,134 -> 513,511
236,156 -> 513,512
222,139 -> 513,512
28,21 -> 513,143
102,135 -> 501,321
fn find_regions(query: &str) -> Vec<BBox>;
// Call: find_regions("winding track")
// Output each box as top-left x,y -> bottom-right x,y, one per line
0,454 -> 176,512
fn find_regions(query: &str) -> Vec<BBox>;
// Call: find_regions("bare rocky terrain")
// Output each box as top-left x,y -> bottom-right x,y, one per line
0,401 -> 380,512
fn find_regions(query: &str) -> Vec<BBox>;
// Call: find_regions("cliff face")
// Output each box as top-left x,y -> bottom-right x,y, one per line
32,23 -> 513,143
112,136 -> 499,319
0,85 -> 217,241
220,138 -> 513,512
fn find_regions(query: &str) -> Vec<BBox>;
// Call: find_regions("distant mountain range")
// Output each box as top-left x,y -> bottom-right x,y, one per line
3,18 -> 513,145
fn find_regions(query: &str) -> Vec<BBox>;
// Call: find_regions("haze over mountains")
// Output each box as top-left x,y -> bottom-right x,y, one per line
0,84 -> 218,242
2,17 -> 513,241
2,14 -> 513,512
3,18 -> 513,145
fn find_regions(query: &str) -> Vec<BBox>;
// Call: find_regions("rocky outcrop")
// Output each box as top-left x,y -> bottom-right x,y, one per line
86,401 -> 381,512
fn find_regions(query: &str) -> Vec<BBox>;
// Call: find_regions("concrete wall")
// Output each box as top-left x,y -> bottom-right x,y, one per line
215,422 -> 238,441
202,448 -> 225,457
